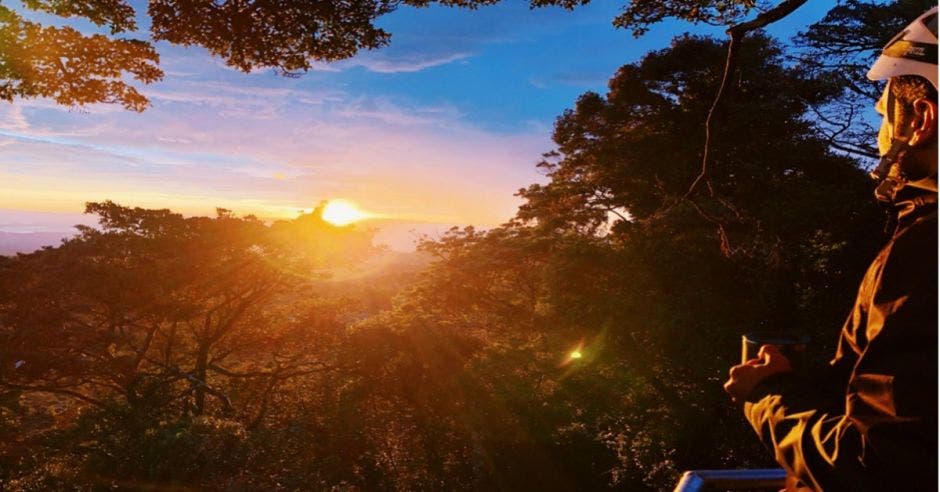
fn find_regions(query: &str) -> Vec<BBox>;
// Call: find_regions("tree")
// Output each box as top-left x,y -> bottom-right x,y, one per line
308,32 -> 887,490
0,2 -> 918,489
1,0 -> 400,111
0,201 -> 380,487
0,5 -> 161,111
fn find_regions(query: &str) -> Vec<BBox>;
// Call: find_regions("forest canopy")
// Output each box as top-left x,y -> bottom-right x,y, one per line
1,0 -> 934,490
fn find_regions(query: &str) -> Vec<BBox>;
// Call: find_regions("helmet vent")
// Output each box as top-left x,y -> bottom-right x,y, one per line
922,12 -> 937,39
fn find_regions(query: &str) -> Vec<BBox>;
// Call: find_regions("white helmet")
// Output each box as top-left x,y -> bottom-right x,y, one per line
867,6 -> 938,90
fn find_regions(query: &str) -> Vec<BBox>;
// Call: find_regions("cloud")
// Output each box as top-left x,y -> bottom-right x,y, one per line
347,52 -> 473,74
0,80 -> 552,225
3,1 -> 616,228
334,97 -> 462,126
528,78 -> 548,89
552,71 -> 612,87
0,208 -> 95,233
0,106 -> 30,132
144,80 -> 343,112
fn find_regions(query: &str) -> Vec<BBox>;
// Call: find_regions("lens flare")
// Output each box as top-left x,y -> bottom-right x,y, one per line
563,341 -> 585,366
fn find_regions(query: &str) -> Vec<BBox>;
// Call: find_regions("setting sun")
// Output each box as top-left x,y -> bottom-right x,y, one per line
321,200 -> 370,226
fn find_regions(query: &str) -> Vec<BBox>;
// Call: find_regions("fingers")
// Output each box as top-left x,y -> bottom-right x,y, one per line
724,350 -> 793,404
757,344 -> 782,361
757,344 -> 793,372
722,379 -> 740,403
728,363 -> 752,378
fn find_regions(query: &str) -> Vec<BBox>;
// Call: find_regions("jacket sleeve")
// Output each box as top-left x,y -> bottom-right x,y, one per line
742,216 -> 938,491
742,362 -> 867,491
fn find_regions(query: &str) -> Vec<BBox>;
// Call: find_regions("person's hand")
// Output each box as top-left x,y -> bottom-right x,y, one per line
723,345 -> 792,404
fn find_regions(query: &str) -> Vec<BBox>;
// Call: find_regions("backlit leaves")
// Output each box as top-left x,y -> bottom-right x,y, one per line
147,0 -> 398,75
0,6 -> 161,111
22,0 -> 137,33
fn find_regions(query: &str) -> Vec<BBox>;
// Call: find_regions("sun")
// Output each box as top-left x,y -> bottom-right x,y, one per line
320,200 -> 369,226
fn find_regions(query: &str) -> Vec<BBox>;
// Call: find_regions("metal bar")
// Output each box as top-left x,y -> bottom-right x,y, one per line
673,469 -> 787,492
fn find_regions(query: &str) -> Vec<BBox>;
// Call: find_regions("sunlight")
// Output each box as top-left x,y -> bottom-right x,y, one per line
569,350 -> 583,360
321,200 -> 370,226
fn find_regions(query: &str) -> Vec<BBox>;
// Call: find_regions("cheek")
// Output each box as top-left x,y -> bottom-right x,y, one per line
877,119 -> 892,156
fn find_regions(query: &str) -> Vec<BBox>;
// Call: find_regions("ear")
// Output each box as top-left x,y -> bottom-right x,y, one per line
908,97 -> 938,147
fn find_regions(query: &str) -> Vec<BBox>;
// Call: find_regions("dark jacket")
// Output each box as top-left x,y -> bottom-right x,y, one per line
743,188 -> 938,491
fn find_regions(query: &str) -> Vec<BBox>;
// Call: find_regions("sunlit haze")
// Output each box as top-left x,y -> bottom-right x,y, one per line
321,200 -> 372,226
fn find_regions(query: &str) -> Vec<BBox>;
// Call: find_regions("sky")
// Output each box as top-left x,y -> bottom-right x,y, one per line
0,1 -> 836,250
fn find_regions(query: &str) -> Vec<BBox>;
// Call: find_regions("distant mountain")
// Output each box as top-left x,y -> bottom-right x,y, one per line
0,231 -> 72,256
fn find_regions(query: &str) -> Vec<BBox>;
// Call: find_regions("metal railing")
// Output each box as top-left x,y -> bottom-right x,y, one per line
673,469 -> 787,491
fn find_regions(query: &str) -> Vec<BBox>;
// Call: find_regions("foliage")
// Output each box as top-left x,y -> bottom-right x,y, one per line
0,202 -> 380,488
0,5 -> 161,111
147,0 -> 398,75
0,2 -> 908,490
339,33 -> 884,490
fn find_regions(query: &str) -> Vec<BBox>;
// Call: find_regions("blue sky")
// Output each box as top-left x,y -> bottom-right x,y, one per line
0,1 -> 839,250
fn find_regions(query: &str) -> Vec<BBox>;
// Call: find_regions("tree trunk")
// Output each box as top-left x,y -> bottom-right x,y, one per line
194,341 -> 209,415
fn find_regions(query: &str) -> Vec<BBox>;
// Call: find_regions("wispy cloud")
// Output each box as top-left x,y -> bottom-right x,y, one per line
552,71 -> 612,87
0,106 -> 30,132
335,97 -> 462,126
0,81 -> 550,226
144,80 -> 344,112
3,1 -> 647,234
528,78 -> 548,89
347,52 -> 473,73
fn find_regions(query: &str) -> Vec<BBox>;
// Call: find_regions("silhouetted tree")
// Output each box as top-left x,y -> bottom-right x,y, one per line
297,33 -> 886,490
0,201 -> 378,487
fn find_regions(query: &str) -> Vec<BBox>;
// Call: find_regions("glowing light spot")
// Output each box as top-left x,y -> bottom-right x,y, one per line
321,200 -> 369,226
569,350 -> 582,360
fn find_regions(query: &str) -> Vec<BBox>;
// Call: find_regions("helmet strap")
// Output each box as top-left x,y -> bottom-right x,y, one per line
872,138 -> 912,203
871,80 -> 915,203
886,80 -> 895,126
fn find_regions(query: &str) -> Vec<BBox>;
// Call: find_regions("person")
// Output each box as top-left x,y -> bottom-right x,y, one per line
723,7 -> 938,491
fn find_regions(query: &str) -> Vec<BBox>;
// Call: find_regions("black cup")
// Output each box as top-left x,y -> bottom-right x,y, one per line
741,332 -> 810,367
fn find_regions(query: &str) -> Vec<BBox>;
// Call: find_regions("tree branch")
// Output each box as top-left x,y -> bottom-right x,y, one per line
207,363 -> 334,379
143,357 -> 234,414
0,382 -> 106,407
686,0 -> 810,199
727,0 -> 810,35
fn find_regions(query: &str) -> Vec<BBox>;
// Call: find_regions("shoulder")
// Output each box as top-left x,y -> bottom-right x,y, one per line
877,210 -> 937,301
